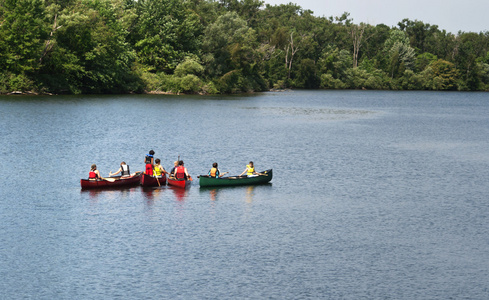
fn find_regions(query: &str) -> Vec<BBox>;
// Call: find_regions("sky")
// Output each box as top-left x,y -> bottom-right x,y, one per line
263,0 -> 489,34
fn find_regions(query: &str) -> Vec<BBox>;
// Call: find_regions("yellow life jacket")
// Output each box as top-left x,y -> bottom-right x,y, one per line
210,167 -> 218,177
246,165 -> 255,176
154,165 -> 162,176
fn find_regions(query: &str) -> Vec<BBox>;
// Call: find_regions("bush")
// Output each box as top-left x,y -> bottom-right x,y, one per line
174,58 -> 204,77
140,71 -> 162,92
178,74 -> 203,93
0,72 -> 36,93
399,70 -> 425,90
320,73 -> 346,89
216,70 -> 240,93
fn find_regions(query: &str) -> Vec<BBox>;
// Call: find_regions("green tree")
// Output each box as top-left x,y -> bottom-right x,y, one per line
431,59 -> 458,90
129,0 -> 203,73
453,32 -> 489,90
317,47 -> 351,82
399,69 -> 425,90
174,57 -> 204,77
39,0 -> 140,93
398,19 -> 433,53
293,58 -> 319,88
218,0 -> 264,26
384,29 -> 415,78
349,23 -> 372,68
420,59 -> 458,90
415,52 -> 437,72
0,0 -> 48,91
202,11 -> 265,92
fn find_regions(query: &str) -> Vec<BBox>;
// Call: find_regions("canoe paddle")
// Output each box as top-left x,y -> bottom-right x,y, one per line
155,171 -> 161,187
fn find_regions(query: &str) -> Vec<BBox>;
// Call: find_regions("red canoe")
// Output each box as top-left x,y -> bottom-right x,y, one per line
140,173 -> 167,187
167,176 -> 192,189
80,172 -> 142,189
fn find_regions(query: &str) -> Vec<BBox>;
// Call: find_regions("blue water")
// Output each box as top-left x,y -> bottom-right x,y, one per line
1,90 -> 488,299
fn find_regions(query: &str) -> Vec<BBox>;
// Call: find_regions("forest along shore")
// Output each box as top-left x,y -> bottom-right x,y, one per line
1,0 -> 488,96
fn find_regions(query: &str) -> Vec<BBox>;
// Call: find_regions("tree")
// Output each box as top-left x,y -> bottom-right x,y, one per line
130,0 -> 203,73
420,59 -> 458,90
293,58 -> 319,88
284,31 -> 306,79
453,32 -> 489,90
317,47 -> 352,86
0,0 -> 47,74
350,22 -> 372,68
415,52 -> 437,72
383,29 -> 415,78
398,18 -> 433,53
203,11 -> 253,76
202,11 -> 265,92
218,0 -> 264,26
39,0 -> 141,93
431,59 -> 458,90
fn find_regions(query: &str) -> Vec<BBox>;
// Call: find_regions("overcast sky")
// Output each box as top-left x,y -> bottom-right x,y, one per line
263,0 -> 488,34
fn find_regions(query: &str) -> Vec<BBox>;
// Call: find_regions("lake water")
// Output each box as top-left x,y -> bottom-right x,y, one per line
1,90 -> 488,299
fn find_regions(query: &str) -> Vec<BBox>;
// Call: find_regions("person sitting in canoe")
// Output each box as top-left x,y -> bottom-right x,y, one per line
144,150 -> 155,175
154,158 -> 168,178
89,164 -> 102,180
174,160 -> 191,180
169,160 -> 178,177
208,162 -> 228,178
109,161 -> 131,177
239,161 -> 263,177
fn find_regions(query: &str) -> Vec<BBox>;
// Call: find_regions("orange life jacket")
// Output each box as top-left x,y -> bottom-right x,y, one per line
209,167 -> 219,178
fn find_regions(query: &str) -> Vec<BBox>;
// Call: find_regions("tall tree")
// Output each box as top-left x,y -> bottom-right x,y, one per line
0,0 -> 47,74
39,0 -> 140,93
383,29 -> 415,78
130,0 -> 203,73
202,11 -> 264,92
350,22 -> 371,68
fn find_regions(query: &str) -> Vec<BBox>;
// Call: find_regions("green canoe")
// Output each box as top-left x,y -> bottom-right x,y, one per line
199,169 -> 273,187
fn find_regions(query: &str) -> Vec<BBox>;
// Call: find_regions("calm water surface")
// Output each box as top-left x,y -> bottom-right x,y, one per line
1,90 -> 488,299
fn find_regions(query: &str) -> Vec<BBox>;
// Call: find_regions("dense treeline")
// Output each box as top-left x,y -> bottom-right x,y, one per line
1,0 -> 489,94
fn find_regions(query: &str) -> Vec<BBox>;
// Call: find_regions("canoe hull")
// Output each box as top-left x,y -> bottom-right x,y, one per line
80,172 -> 142,189
199,169 -> 272,187
140,173 -> 167,187
167,177 -> 191,189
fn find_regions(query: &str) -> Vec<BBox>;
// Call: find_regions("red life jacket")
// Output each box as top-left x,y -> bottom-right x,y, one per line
89,171 -> 97,179
175,166 -> 186,179
145,163 -> 153,175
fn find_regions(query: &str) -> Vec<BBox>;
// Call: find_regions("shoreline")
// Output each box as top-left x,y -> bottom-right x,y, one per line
1,89 -> 281,96
2,88 -> 487,96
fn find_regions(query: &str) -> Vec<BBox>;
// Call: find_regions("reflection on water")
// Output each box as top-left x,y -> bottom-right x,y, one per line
200,184 -> 273,204
81,187 -> 139,202
244,186 -> 255,203
208,188 -> 219,201
169,186 -> 190,201
141,187 -> 166,207
82,185 -> 193,203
